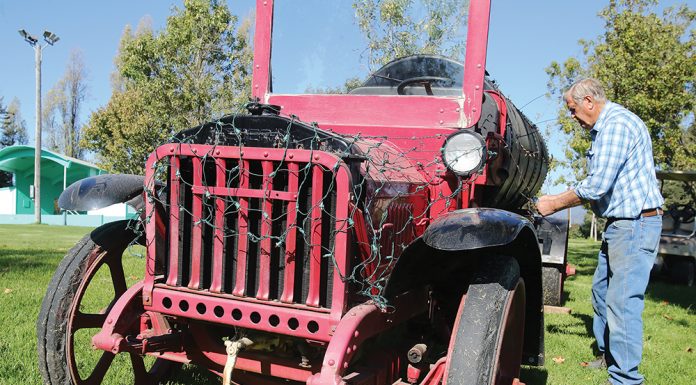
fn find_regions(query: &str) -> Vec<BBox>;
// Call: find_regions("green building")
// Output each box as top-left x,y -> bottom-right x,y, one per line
0,145 -> 134,226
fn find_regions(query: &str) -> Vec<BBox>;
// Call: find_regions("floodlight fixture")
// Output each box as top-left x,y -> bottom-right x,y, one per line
43,30 -> 60,45
18,29 -> 38,46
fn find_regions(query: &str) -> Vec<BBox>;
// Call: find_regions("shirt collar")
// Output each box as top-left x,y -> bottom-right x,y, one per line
591,101 -> 614,133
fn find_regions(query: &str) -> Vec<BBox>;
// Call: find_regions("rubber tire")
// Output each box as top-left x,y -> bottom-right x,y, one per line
541,266 -> 563,306
36,220 -> 175,384
668,258 -> 695,287
445,256 -> 526,385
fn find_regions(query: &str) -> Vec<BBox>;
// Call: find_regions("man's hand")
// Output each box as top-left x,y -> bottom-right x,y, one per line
535,190 -> 583,217
536,195 -> 557,216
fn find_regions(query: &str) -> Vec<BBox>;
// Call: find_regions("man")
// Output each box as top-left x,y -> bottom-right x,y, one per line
536,78 -> 663,385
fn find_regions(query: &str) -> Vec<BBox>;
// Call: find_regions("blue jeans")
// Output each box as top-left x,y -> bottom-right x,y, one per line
592,215 -> 661,385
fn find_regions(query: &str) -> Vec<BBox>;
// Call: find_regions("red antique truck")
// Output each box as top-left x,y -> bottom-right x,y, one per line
38,1 -> 568,384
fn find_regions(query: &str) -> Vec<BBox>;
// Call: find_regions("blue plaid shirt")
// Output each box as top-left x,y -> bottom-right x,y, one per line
574,102 -> 663,219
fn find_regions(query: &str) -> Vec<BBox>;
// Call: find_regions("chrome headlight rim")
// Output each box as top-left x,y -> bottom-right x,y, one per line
441,130 -> 488,177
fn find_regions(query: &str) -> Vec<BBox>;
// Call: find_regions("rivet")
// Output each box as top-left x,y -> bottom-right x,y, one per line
472,108 -> 477,112
344,362 -> 349,369
240,151 -> 244,156
215,150 -> 221,155
440,108 -> 444,113
354,330 -> 359,337
288,153 -> 294,159
256,64 -> 260,69
169,147 -> 174,153
192,148 -> 197,154
293,194 -> 298,199
255,84 -> 259,88
313,155 -> 320,161
477,63 -> 482,68
346,347 -> 352,354
456,107 -> 460,112
439,120 -> 444,125
475,85 -> 480,90
107,319 -> 113,324
328,359 -> 335,366
263,151 -> 269,157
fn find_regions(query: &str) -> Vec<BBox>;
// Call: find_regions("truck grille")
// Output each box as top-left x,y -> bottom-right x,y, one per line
148,145 -> 352,310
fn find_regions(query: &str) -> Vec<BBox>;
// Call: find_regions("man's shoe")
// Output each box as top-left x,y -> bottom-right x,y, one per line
585,355 -> 606,369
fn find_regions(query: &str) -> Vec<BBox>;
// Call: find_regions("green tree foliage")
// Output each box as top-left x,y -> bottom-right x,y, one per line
353,0 -> 468,69
546,0 -> 696,183
0,97 -> 28,187
82,0 -> 253,174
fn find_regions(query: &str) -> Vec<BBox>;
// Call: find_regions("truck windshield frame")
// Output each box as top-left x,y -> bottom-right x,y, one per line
250,0 -> 491,129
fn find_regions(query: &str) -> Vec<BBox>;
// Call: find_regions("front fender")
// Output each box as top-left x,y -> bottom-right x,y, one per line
58,174 -> 147,211
384,207 -> 545,366
422,207 -> 535,251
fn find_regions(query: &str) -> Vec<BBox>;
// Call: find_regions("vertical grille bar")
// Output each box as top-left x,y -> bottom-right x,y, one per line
188,157 -> 203,289
166,156 -> 181,286
280,162 -> 299,303
256,160 -> 274,300
306,164 -> 324,307
233,160 -> 250,297
210,157 -> 226,293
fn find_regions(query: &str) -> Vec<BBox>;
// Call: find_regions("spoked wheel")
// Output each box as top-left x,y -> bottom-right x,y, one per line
445,255 -> 526,385
37,220 -> 177,384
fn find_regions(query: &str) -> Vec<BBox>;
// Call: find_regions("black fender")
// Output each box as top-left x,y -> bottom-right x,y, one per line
384,207 -> 545,365
58,174 -> 148,211
421,207 -> 536,251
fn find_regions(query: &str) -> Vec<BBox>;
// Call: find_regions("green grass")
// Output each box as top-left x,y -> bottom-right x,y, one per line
521,239 -> 696,385
0,226 -> 694,384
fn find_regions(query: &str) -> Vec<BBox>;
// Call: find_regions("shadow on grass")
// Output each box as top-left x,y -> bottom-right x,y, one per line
520,365 -> 549,385
169,364 -> 220,384
645,280 -> 696,312
0,248 -> 61,272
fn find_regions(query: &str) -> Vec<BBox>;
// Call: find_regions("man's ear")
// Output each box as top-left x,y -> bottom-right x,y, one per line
584,95 -> 594,110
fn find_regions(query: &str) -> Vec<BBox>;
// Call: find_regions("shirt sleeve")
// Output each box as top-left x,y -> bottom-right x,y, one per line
574,120 -> 631,201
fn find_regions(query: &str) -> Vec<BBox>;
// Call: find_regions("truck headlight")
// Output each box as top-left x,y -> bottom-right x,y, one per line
441,130 -> 487,176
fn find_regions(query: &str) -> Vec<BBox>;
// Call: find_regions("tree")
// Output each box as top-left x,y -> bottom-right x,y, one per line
82,0 -> 253,174
546,0 -> 696,183
0,97 -> 29,187
44,49 -> 89,159
353,0 -> 468,69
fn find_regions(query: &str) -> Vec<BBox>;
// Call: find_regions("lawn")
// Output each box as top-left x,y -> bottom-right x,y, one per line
0,225 -> 694,384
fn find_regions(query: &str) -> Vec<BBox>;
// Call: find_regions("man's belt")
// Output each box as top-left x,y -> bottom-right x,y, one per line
607,208 -> 663,223
640,208 -> 663,217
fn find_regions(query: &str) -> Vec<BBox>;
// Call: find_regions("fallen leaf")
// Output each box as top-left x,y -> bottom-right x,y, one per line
686,347 -> 693,353
662,314 -> 674,321
3,288 -> 12,294
552,356 -> 565,364
660,300 -> 669,306
579,361 -> 589,367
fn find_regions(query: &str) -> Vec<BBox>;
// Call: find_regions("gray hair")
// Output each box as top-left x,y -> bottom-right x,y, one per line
563,78 -> 607,104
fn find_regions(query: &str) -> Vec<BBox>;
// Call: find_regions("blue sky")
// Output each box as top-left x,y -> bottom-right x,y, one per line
0,0 -> 687,198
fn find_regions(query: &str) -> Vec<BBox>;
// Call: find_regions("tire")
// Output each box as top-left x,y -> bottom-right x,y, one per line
37,220 -> 177,385
668,258 -> 695,287
541,266 -> 563,306
445,256 -> 526,385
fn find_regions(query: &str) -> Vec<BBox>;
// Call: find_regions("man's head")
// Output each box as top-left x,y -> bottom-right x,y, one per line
563,78 -> 607,130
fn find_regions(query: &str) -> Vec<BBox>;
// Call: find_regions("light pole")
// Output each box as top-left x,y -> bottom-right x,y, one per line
19,29 -> 59,224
